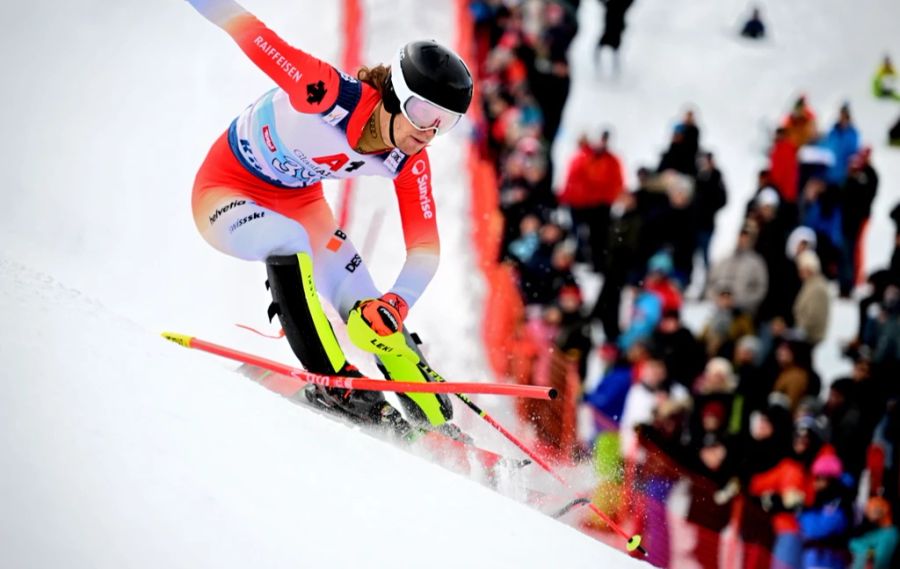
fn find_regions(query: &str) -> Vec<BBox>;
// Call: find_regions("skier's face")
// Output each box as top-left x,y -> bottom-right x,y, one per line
389,111 -> 437,155
377,104 -> 435,154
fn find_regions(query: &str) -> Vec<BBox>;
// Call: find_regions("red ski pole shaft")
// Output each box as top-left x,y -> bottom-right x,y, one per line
162,332 -> 556,400
453,391 -> 645,554
411,358 -> 646,555
457,393 -> 564,484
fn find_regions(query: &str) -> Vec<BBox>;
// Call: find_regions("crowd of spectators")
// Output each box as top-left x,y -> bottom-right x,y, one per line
470,2 -> 900,568
582,99 -> 898,568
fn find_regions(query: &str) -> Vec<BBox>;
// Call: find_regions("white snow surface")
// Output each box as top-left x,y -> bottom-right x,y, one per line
1,0 -> 899,567
0,259 -> 632,568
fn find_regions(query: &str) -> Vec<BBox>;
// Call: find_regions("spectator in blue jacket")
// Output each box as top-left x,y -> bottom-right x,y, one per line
801,178 -> 846,287
585,345 -> 635,426
618,290 -> 663,351
824,103 -> 861,186
618,251 -> 682,351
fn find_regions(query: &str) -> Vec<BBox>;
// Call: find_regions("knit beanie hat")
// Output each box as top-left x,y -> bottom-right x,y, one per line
811,453 -> 843,479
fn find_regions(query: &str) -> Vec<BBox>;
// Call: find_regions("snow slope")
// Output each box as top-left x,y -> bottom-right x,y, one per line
0,259 -> 643,568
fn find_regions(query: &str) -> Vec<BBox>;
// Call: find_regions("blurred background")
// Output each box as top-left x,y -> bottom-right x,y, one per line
469,0 -> 900,567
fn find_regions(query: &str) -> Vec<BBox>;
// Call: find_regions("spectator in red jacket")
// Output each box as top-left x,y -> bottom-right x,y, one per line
558,130 -> 625,273
769,126 -> 800,207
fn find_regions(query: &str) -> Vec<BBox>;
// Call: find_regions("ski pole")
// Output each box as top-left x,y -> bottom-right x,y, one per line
455,386 -> 644,555
408,357 -> 646,556
552,498 -> 591,519
162,332 -> 556,400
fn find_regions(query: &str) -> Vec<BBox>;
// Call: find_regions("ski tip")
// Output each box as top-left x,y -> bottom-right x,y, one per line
548,388 -> 558,400
161,331 -> 193,348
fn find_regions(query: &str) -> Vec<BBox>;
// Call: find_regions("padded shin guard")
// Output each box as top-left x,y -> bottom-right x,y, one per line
266,253 -> 347,375
376,331 -> 454,427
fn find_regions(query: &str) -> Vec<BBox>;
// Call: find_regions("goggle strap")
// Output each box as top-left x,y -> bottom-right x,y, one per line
388,112 -> 398,146
382,73 -> 402,114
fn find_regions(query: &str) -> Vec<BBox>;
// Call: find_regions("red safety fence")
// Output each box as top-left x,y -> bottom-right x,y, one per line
454,0 -> 581,464
518,349 -> 581,463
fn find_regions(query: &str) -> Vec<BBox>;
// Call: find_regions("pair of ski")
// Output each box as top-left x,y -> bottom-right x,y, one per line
161,332 -> 546,480
235,361 -> 593,520
233,360 -> 532,481
162,332 -> 646,554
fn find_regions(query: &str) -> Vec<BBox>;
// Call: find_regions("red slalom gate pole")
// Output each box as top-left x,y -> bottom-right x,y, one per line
161,332 -> 556,400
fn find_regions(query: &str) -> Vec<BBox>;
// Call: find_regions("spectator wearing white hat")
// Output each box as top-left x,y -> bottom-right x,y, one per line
751,187 -> 795,323
785,226 -> 817,260
756,186 -> 781,210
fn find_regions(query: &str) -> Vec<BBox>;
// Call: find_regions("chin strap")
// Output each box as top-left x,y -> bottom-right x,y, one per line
388,113 -> 398,147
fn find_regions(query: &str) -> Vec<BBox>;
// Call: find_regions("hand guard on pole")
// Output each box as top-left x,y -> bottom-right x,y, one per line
346,295 -> 412,357
352,293 -> 408,337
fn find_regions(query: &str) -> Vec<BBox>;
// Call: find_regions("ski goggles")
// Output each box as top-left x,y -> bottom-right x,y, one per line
401,95 -> 464,134
386,51 -> 465,135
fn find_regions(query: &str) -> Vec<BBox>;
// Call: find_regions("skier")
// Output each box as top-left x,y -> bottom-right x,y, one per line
183,0 -> 473,436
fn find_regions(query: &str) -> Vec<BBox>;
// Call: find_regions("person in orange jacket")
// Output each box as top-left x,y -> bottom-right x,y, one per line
558,130 -> 625,273
782,95 -> 819,148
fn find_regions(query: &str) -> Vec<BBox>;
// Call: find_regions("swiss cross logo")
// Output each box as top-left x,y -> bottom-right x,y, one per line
306,81 -> 327,104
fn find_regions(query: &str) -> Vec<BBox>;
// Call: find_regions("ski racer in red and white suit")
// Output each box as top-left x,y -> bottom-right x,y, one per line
184,0 -> 473,427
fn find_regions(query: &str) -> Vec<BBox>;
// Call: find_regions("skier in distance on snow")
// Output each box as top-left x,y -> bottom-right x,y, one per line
183,0 -> 473,435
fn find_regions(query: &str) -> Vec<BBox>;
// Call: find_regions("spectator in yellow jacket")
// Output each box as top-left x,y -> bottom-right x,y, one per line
873,55 -> 900,101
